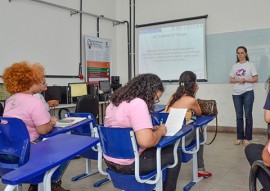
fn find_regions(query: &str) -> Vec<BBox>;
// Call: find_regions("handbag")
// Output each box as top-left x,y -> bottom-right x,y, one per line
197,99 -> 218,116
197,99 -> 218,145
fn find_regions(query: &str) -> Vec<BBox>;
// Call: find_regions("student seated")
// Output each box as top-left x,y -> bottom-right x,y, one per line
245,77 -> 270,190
1,62 -> 69,191
165,71 -> 212,178
103,73 -> 181,191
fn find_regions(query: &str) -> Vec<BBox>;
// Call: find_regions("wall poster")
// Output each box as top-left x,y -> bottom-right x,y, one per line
85,36 -> 111,85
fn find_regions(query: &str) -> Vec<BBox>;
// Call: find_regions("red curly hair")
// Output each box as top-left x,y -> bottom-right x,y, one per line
2,61 -> 42,94
32,63 -> 45,83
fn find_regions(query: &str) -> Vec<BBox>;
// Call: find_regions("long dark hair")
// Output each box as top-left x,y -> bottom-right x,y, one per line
236,46 -> 249,62
167,71 -> 197,108
110,73 -> 164,113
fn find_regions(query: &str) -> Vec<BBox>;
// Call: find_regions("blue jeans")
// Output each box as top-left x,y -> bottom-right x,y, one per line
232,90 -> 254,140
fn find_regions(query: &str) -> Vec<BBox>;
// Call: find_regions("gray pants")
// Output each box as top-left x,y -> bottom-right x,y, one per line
181,127 -> 205,170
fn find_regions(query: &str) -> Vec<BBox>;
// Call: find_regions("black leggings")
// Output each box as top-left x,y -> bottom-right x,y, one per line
105,144 -> 181,191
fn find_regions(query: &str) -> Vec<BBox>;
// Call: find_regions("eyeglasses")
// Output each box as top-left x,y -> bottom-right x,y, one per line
155,92 -> 160,104
42,81 -> 47,85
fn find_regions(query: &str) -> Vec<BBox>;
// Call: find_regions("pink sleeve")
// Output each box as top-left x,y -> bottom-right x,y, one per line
268,142 -> 270,153
129,99 -> 153,132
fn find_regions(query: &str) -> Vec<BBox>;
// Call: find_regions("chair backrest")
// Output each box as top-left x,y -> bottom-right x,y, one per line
0,117 -> 30,176
75,94 -> 99,119
68,112 -> 96,135
97,126 -> 137,159
68,112 -> 98,160
249,160 -> 270,191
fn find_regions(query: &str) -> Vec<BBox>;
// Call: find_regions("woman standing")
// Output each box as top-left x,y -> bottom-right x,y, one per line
229,46 -> 258,146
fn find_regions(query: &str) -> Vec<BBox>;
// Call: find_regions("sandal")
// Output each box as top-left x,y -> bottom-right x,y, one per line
243,140 -> 250,146
234,140 -> 242,145
198,171 -> 212,178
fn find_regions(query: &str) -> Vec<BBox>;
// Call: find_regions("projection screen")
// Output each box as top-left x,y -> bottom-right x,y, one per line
136,16 -> 207,81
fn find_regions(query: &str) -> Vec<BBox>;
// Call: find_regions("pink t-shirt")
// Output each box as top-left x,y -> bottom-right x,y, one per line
104,98 -> 153,165
4,93 -> 51,142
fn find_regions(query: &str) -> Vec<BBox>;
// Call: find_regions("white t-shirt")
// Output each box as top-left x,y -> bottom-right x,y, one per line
33,93 -> 50,111
229,61 -> 258,95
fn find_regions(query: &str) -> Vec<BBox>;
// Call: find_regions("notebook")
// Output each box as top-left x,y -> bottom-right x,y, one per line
55,117 -> 86,128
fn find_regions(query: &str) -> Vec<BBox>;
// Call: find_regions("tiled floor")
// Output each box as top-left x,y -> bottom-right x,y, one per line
0,132 -> 267,191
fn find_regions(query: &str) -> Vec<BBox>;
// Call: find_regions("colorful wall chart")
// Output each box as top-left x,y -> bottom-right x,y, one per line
85,36 -> 112,85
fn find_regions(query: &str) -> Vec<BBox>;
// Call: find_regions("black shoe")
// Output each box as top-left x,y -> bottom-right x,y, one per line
28,184 -> 38,191
51,181 -> 70,191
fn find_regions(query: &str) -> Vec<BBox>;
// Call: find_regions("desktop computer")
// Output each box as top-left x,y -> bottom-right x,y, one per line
87,84 -> 98,96
43,86 -> 70,104
111,76 -> 121,91
111,76 -> 120,85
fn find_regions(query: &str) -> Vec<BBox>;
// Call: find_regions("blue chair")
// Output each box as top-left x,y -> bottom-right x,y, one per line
0,117 -> 30,175
0,117 -> 31,191
66,112 -> 100,182
96,125 -> 182,191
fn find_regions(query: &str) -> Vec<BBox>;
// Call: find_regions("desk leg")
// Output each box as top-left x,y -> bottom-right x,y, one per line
71,159 -> 99,181
4,185 -> 16,191
93,177 -> 111,187
98,102 -> 108,125
183,150 -> 205,191
43,166 -> 59,191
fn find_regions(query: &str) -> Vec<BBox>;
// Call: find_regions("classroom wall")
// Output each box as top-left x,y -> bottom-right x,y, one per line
114,0 -> 270,129
0,0 -> 122,85
1,0 -> 270,129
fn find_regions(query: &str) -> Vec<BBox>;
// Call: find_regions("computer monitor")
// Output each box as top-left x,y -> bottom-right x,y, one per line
68,82 -> 88,103
99,80 -> 111,94
43,86 -> 69,104
0,83 -> 10,101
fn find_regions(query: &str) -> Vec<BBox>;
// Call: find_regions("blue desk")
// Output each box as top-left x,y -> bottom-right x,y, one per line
154,104 -> 166,113
2,134 -> 99,191
41,118 -> 92,138
156,125 -> 193,147
193,115 -> 216,128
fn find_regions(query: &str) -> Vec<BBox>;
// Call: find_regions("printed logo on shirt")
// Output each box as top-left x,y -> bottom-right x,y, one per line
236,69 -> 246,77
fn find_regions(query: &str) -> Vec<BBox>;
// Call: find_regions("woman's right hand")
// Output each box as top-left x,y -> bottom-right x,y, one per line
156,124 -> 167,136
